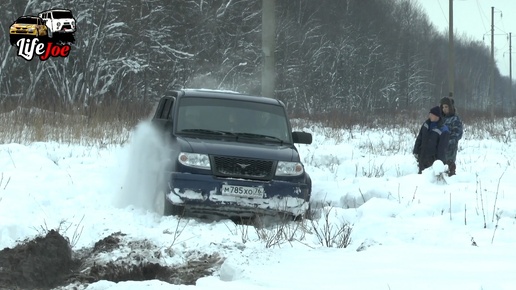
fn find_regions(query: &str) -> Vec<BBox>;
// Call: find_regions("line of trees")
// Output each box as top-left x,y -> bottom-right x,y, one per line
0,0 -> 514,118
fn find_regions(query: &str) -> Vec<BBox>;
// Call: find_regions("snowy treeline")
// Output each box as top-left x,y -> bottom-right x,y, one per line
0,0 -> 513,116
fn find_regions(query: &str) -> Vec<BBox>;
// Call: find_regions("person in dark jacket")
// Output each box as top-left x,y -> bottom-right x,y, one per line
440,97 -> 463,176
413,106 -> 450,174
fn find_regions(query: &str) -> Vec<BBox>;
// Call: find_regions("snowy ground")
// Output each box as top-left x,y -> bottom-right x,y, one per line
1,120 -> 516,290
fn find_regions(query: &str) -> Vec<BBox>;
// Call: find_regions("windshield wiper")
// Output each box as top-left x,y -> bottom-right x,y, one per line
179,130 -> 284,143
179,129 -> 235,136
233,133 -> 285,144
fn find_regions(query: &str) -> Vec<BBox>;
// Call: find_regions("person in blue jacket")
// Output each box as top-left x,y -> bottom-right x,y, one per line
413,106 -> 450,174
440,97 -> 463,176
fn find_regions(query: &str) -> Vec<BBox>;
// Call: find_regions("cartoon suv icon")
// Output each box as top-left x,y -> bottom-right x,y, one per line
38,8 -> 76,43
9,16 -> 49,45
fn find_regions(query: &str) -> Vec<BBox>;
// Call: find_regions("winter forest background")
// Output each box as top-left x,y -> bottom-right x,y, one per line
1,0 -> 515,120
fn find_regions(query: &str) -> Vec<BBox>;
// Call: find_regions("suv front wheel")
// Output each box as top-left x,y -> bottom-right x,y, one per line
163,194 -> 186,216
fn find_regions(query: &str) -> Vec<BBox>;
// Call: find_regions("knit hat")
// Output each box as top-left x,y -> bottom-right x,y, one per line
440,97 -> 454,107
429,106 -> 441,118
440,97 -> 455,115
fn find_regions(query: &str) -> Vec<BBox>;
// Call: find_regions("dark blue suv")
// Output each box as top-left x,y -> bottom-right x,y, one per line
152,89 -> 312,219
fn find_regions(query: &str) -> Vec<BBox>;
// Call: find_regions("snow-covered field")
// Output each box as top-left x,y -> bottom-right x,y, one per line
1,120 -> 516,290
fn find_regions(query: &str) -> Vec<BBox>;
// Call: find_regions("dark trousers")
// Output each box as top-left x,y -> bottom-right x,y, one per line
418,158 -> 434,174
447,161 -> 456,176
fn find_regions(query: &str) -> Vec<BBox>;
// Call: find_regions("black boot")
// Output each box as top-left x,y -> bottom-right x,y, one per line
447,161 -> 456,176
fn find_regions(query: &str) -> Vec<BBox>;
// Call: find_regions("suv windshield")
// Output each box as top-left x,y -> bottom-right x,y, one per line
16,17 -> 38,24
176,97 -> 291,143
52,11 -> 73,19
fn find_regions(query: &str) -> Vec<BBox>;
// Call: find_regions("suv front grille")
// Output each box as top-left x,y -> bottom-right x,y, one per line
213,156 -> 273,180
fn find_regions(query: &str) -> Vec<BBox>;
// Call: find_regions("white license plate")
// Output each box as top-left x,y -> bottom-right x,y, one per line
221,185 -> 265,198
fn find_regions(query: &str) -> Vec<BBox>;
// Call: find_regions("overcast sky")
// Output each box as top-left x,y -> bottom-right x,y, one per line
416,0 -> 515,77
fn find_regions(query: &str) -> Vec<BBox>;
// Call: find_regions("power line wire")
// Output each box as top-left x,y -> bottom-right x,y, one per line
475,0 -> 487,33
436,0 -> 448,24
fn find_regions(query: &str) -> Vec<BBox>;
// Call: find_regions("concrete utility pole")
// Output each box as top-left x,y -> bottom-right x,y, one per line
510,33 -> 513,113
448,0 -> 454,98
490,7 -> 495,117
261,0 -> 276,98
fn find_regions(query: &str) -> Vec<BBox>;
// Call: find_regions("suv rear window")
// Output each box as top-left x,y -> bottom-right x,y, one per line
176,97 -> 291,143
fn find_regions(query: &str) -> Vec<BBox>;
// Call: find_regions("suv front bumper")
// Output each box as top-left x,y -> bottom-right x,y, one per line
166,172 -> 310,217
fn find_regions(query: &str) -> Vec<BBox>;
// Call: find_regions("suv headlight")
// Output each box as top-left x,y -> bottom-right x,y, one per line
178,152 -> 210,169
28,28 -> 34,32
276,161 -> 304,176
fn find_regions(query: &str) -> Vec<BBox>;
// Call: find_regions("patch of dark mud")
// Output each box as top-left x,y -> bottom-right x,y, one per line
87,252 -> 221,286
83,232 -> 223,286
0,229 -> 79,290
0,231 -> 223,289
92,231 -> 125,254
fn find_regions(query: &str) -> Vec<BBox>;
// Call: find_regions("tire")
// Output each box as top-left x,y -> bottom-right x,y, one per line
170,205 -> 187,216
42,29 -> 49,40
301,202 -> 312,220
163,193 -> 172,215
67,34 -> 75,44
163,193 -> 186,216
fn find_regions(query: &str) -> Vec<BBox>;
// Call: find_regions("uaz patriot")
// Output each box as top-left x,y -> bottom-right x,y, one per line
152,89 -> 312,219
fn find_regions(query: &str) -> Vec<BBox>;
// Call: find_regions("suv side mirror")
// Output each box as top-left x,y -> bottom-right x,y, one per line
152,96 -> 175,130
292,131 -> 312,144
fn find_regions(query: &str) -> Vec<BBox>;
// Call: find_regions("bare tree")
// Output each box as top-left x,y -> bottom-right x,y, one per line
0,0 -> 509,119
